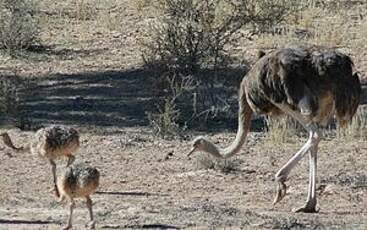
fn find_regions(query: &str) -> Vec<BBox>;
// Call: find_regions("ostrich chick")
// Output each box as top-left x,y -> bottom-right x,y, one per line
57,163 -> 100,230
1,125 -> 80,197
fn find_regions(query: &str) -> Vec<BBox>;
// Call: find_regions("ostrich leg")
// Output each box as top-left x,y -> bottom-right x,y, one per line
86,196 -> 95,229
66,155 -> 75,167
50,159 -> 60,197
63,199 -> 75,230
272,126 -> 317,203
271,104 -> 321,212
294,144 -> 318,213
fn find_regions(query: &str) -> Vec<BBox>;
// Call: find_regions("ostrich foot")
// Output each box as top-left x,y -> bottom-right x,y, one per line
66,155 -> 75,167
62,224 -> 72,230
293,202 -> 318,213
54,189 -> 60,198
273,181 -> 287,205
49,186 -> 60,198
57,195 -> 65,203
86,220 -> 95,229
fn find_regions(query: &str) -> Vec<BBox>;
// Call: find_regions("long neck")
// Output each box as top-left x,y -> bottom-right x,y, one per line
1,132 -> 29,152
206,86 -> 253,159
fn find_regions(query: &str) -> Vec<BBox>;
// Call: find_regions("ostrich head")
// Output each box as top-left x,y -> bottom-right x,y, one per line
187,136 -> 221,158
187,93 -> 253,159
187,136 -> 205,156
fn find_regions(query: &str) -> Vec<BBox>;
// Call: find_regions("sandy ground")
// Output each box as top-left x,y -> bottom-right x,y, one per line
0,127 -> 366,229
0,1 -> 367,229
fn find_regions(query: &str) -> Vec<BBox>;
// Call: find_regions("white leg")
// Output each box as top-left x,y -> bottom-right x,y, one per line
271,103 -> 321,212
273,126 -> 317,204
310,147 -> 317,204
274,132 -> 313,182
294,144 -> 318,213
309,147 -> 318,205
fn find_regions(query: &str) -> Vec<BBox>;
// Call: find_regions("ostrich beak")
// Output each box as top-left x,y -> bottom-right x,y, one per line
187,147 -> 196,157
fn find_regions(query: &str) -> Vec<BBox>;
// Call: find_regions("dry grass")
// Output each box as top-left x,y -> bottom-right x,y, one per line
0,2 -> 366,229
196,152 -> 241,174
147,99 -> 182,139
0,0 -> 364,130
264,105 -> 367,144
337,105 -> 367,141
2,127 -> 366,229
0,0 -> 40,54
256,2 -> 366,47
0,0 -> 364,138
256,2 -> 367,143
0,0 -> 365,77
264,116 -> 302,143
254,2 -> 367,79
0,74 -> 32,129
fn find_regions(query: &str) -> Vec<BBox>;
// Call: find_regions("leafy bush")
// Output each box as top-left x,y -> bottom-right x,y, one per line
0,0 -> 40,54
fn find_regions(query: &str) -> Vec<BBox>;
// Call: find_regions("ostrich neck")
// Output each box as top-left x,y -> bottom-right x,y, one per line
207,87 -> 253,159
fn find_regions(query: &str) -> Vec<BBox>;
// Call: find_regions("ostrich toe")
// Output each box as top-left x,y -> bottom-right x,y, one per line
273,181 -> 287,205
293,202 -> 318,213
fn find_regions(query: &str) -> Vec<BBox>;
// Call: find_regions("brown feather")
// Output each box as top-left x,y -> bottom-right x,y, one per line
57,163 -> 100,199
244,45 -> 361,126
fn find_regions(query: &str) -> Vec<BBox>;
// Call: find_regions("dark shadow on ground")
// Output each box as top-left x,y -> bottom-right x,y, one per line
361,83 -> 367,104
127,224 -> 181,229
101,224 -> 181,229
96,191 -> 169,197
1,61 -> 366,132
29,44 -> 108,58
8,69 -> 158,128
17,45 -> 109,63
0,65 -> 287,133
0,219 -> 57,225
1,67 -> 250,131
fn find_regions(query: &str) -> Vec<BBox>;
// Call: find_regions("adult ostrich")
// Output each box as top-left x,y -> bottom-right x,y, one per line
188,45 -> 361,213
